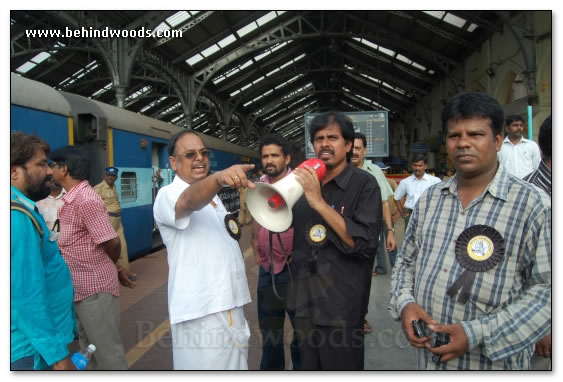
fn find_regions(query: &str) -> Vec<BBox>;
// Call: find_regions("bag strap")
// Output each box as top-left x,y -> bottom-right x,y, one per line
268,231 -> 293,301
11,201 -> 44,237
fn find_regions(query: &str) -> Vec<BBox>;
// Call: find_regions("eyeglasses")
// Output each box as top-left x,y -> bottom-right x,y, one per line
180,149 -> 211,160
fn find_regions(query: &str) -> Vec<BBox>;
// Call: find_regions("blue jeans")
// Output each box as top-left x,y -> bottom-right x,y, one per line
11,356 -> 53,370
257,264 -> 301,370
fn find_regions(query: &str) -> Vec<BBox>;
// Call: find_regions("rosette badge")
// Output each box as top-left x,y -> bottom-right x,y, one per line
447,225 -> 505,303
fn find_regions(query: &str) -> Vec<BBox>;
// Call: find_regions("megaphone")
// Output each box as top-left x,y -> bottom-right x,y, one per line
246,158 -> 326,232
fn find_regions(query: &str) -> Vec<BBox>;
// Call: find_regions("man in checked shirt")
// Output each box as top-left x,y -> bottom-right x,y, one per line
49,145 -> 128,370
389,92 -> 551,370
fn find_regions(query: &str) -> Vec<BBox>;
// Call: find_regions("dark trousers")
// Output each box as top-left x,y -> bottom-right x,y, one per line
11,356 -> 53,370
257,265 -> 301,370
373,224 -> 388,274
293,317 -> 364,370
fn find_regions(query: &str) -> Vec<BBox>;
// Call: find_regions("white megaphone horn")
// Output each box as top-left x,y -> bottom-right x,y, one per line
246,158 -> 326,232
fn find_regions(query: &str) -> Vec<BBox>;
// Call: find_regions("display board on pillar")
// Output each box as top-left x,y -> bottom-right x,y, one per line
304,111 -> 389,158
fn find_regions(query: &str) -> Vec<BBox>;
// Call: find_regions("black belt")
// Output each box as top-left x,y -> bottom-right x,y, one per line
108,212 -> 121,217
406,208 -> 413,214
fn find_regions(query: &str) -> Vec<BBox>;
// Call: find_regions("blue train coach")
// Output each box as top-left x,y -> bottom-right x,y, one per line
11,73 -> 260,259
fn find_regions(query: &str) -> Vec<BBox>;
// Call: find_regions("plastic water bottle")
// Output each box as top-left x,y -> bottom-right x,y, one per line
71,344 -> 96,370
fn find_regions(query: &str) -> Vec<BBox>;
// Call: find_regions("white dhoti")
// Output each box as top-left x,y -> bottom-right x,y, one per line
170,306 -> 250,370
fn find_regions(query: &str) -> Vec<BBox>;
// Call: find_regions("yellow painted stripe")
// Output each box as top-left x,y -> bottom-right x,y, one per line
126,319 -> 170,368
67,117 -> 74,145
107,127 -> 114,166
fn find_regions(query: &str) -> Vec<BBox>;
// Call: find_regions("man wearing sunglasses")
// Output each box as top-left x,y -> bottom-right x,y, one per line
153,130 -> 255,370
94,167 -> 136,288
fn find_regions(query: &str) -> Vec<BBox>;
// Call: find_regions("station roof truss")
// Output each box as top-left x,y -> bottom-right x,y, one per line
11,10 -> 512,150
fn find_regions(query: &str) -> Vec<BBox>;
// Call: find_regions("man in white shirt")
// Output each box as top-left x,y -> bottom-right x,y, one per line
498,115 -> 541,179
394,153 -> 441,229
153,130 -> 254,370
36,178 -> 65,231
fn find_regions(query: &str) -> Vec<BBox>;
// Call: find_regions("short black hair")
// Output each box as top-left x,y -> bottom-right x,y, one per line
259,133 -> 291,157
49,145 -> 90,180
505,114 -> 525,126
11,132 -> 50,167
441,92 -> 504,137
168,130 -> 200,157
538,115 -> 551,160
308,112 -> 355,162
412,153 -> 427,164
354,132 -> 366,148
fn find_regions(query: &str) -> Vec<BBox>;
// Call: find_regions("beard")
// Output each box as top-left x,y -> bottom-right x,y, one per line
25,172 -> 52,202
264,164 -> 285,178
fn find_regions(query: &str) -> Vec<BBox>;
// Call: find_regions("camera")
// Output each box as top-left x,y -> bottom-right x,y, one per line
412,319 -> 427,338
431,331 -> 450,348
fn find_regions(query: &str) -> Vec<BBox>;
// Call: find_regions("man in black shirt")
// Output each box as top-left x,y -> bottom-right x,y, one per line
289,112 -> 382,370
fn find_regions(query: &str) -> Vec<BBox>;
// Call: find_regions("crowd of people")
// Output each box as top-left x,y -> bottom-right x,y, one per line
11,91 -> 551,371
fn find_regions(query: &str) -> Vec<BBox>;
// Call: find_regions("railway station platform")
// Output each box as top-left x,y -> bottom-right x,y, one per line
83,218 -> 416,370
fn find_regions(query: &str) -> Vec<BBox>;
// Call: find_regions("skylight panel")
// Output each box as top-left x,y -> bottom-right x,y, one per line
240,83 -> 252,91
171,115 -> 184,123
33,52 -> 51,64
218,34 -> 237,48
91,83 -> 112,98
412,62 -> 426,71
237,23 -> 257,37
257,11 -> 277,26
16,62 -> 37,74
213,76 -> 226,85
428,69 -> 435,75
361,38 -> 379,51
253,76 -> 264,84
226,68 -> 241,77
267,67 -> 280,77
255,49 -> 272,61
186,54 -> 204,66
230,89 -> 241,97
443,13 -> 466,28
378,46 -> 395,57
201,44 -> 220,57
467,23 -> 478,32
167,11 -> 190,27
239,60 -> 253,70
271,41 -> 290,52
396,54 -> 412,64
294,53 -> 305,61
423,11 -> 445,20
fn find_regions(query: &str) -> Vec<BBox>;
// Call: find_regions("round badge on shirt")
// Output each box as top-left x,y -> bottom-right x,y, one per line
447,224 -> 505,303
304,220 -> 330,249
224,214 -> 241,241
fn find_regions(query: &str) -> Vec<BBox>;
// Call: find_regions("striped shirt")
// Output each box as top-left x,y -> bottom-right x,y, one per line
58,180 -> 119,302
389,164 -> 551,370
523,160 -> 551,197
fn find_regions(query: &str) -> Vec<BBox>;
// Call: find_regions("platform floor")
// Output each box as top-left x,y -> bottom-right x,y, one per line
110,217 -> 416,370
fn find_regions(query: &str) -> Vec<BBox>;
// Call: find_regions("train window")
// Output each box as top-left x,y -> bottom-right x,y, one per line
121,172 -> 138,202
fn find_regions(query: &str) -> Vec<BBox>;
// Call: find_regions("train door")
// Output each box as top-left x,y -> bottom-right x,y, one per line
74,113 -> 107,186
151,142 -> 166,248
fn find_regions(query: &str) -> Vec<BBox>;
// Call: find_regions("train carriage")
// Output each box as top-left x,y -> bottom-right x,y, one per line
11,73 -> 259,259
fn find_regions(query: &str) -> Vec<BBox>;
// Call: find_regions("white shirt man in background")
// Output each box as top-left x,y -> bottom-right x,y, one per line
394,153 -> 441,229
498,114 -> 540,179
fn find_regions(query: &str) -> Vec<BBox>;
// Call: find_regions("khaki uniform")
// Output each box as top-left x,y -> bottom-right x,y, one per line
94,180 -> 129,270
386,177 -> 398,216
